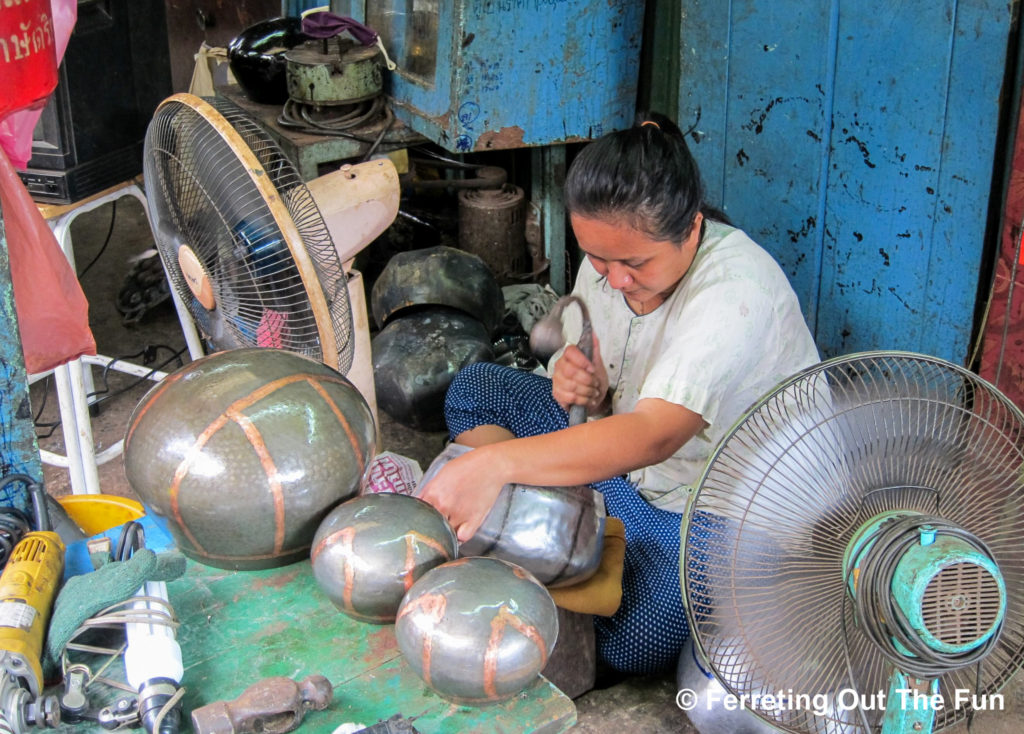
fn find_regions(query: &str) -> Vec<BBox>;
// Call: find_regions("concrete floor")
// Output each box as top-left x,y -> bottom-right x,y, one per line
30,197 -> 1024,733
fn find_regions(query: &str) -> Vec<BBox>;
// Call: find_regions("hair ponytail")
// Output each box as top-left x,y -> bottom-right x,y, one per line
565,111 -> 727,243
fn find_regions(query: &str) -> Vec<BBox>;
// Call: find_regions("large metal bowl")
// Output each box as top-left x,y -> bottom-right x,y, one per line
228,17 -> 307,105
420,444 -> 605,587
676,636 -> 780,734
372,308 -> 494,431
124,348 -> 376,570
460,482 -> 604,588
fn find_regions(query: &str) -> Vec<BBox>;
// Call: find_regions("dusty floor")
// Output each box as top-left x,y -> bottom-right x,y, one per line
29,197 -> 1024,733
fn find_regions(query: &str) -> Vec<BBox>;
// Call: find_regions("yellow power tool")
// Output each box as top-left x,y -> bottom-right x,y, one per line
0,529 -> 64,731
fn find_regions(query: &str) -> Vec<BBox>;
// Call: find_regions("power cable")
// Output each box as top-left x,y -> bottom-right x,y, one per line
77,201 -> 118,279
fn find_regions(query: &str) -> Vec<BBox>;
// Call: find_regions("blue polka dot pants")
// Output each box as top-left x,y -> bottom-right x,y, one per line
444,362 -> 690,674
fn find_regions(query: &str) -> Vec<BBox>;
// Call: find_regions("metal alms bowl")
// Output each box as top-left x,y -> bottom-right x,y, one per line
124,348 -> 377,570
370,245 -> 505,335
676,636 -> 780,734
419,444 -> 605,588
460,482 -> 605,588
395,557 -> 558,705
310,493 -> 458,624
371,308 -> 494,431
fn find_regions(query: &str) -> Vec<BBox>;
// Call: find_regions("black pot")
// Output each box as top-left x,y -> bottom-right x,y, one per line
370,246 -> 505,336
372,308 -> 495,431
228,17 -> 307,105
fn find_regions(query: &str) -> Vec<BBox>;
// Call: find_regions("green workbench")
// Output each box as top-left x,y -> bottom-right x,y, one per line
57,558 -> 576,734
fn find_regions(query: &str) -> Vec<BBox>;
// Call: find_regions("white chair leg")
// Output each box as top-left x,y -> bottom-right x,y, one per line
34,180 -> 205,494
52,362 -> 94,494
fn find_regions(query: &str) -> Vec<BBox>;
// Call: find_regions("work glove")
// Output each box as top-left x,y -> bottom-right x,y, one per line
44,548 -> 187,679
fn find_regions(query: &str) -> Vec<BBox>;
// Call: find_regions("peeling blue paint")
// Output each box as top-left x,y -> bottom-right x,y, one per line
679,0 -> 1010,363
369,1 -> 644,151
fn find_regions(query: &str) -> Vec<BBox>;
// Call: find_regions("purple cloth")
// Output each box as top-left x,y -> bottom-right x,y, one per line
301,12 -> 378,46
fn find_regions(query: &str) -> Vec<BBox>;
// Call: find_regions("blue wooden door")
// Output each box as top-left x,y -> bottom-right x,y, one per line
678,0 -> 1012,363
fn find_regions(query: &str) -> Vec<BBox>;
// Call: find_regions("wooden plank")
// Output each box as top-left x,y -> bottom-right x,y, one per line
726,1 -> 833,333
678,0 -> 1012,362
925,0 -> 1013,361
679,0 -> 732,206
680,1 -> 833,333
818,0 -> 956,355
817,0 -> 1010,361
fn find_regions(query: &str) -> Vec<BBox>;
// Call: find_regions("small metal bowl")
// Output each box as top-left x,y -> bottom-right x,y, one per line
395,557 -> 558,704
311,493 -> 457,623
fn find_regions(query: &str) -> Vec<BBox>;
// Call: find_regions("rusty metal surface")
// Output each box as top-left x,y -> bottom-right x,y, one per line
457,185 -> 528,285
285,39 -> 384,106
366,1 -> 645,152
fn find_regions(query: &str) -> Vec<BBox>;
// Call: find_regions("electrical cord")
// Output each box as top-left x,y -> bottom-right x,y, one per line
77,201 -> 118,279
32,375 -> 62,440
840,515 -> 1002,732
86,345 -> 188,410
0,507 -> 32,567
0,473 -> 50,567
33,344 -> 188,436
360,107 -> 395,162
60,524 -> 183,732
114,521 -> 145,563
277,96 -> 393,142
60,597 -> 179,688
851,515 -> 1002,678
409,147 -> 489,170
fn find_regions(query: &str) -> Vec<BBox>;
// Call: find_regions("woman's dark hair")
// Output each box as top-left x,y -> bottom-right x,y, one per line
565,111 -> 726,244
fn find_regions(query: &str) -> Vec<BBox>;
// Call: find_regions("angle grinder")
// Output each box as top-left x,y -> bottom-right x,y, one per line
0,477 -> 65,732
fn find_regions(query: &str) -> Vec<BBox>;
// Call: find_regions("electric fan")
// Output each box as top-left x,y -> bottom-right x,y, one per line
682,351 -> 1024,734
143,93 -> 398,382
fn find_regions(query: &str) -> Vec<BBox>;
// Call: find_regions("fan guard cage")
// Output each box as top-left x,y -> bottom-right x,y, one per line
683,351 -> 1024,733
144,94 -> 353,373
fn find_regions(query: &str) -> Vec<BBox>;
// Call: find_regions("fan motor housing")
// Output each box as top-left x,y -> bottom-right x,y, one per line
893,537 -> 1006,654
